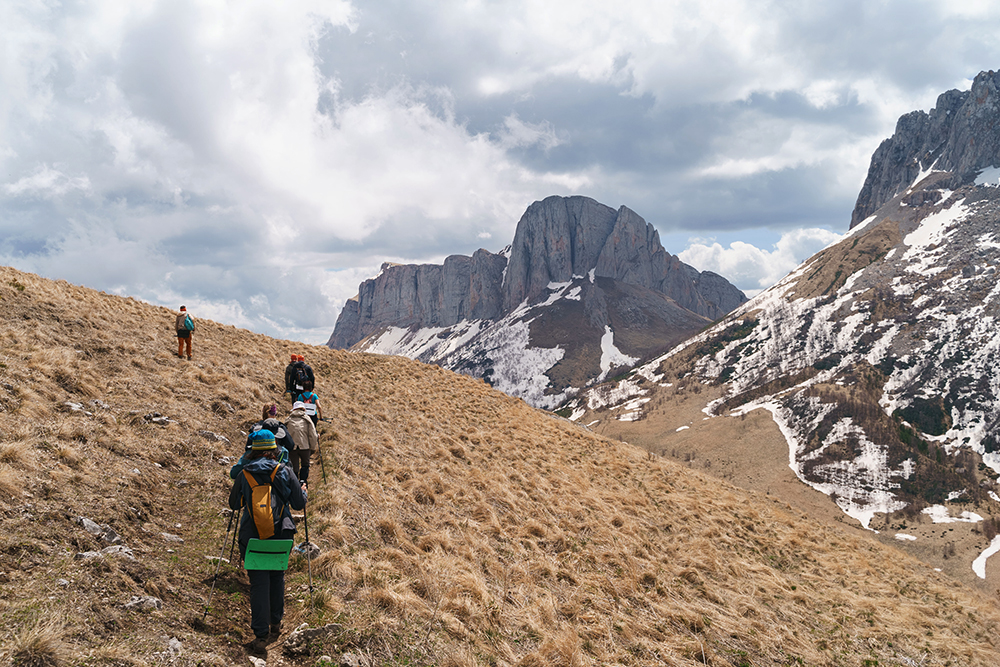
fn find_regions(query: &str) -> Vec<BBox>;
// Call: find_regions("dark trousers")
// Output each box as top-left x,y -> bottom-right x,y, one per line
247,569 -> 285,638
289,449 -> 310,483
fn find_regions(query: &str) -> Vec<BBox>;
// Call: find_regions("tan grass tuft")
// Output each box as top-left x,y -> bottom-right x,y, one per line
0,464 -> 20,497
0,443 -> 27,466
3,618 -> 72,667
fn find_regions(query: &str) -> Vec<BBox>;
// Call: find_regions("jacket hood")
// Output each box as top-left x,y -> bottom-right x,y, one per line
243,457 -> 280,475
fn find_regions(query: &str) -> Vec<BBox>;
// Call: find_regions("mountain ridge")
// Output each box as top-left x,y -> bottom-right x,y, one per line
851,69 -> 1000,227
327,195 -> 746,408
566,71 -> 1000,594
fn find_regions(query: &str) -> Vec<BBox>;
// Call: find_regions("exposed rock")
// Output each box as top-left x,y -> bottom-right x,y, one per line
283,623 -> 344,656
502,196 -> 618,310
76,545 -> 136,561
851,70 -> 1000,227
198,430 -> 230,443
339,653 -> 369,667
77,517 -> 121,545
327,196 -> 746,407
329,249 -> 508,349
294,541 -> 320,560
144,412 -> 175,425
329,196 -> 745,351
124,595 -> 162,612
161,533 -> 184,543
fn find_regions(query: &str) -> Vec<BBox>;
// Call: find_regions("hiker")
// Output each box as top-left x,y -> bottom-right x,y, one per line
231,408 -> 293,479
285,401 -> 318,483
175,306 -> 195,360
283,355 -> 298,398
294,387 -> 323,427
298,355 -> 315,392
228,430 -> 306,655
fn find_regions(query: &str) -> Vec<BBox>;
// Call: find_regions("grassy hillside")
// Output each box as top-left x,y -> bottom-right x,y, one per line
1,265 -> 1000,666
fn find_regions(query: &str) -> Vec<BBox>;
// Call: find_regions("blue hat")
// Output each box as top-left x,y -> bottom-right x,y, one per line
250,429 -> 276,450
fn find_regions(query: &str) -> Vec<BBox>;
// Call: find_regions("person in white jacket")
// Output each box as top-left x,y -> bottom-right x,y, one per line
285,401 -> 318,483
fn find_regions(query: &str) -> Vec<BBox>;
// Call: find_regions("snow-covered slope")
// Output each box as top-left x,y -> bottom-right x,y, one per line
357,274 -> 709,409
570,169 -> 1000,538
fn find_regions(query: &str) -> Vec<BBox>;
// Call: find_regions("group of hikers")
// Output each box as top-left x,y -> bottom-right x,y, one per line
181,327 -> 328,655
227,353 -> 327,656
173,305 -> 327,654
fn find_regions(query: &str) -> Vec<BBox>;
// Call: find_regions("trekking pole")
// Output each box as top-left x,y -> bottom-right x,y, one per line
203,508 -> 236,620
228,506 -> 243,565
303,503 -> 314,602
318,443 -> 328,483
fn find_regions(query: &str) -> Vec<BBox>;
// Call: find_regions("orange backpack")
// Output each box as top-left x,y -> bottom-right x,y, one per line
243,466 -> 285,539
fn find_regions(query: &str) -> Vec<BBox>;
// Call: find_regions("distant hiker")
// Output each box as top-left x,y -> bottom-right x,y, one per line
299,355 -> 315,391
175,306 -> 195,360
283,355 -> 298,398
289,355 -> 314,396
228,430 -> 306,656
294,388 -> 322,427
286,401 -> 318,483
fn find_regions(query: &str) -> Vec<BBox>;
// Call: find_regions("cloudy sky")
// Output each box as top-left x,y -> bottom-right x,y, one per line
3,1 -> 999,343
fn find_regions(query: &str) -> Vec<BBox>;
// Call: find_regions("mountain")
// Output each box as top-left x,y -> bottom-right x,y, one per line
852,70 -> 1000,228
327,195 -> 746,408
4,265 -> 1000,666
565,71 -> 1000,594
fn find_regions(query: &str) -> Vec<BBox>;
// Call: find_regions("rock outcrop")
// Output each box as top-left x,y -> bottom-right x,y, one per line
851,70 -> 1000,228
329,195 -> 746,349
329,249 -> 507,350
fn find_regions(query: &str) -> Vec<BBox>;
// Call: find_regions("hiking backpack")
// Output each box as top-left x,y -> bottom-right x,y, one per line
243,466 -> 285,539
293,364 -> 310,391
183,314 -> 194,331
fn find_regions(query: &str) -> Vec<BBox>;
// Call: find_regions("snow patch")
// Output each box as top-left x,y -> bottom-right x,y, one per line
975,166 -> 1000,187
894,533 -> 917,541
921,505 -> 983,524
598,326 -> 639,381
973,535 -> 1000,579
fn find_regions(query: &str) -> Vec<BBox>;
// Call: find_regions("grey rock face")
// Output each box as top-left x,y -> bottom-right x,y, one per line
328,250 -> 508,349
329,195 -> 746,350
851,70 -> 1000,228
502,195 -> 618,310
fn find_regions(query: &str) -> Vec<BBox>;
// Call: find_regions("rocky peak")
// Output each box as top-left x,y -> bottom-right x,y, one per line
329,195 -> 747,351
851,70 -> 1000,228
501,196 -> 619,311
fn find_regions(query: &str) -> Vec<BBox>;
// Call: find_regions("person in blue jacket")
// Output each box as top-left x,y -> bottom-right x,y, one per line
228,430 -> 307,656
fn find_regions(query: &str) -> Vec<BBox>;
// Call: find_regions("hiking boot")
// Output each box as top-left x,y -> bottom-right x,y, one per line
187,355 -> 192,360
269,622 -> 282,638
250,636 -> 268,655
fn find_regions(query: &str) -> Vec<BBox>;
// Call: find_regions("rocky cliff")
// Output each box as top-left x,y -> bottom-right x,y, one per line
326,195 -> 747,408
851,70 -> 1000,228
330,195 -> 745,350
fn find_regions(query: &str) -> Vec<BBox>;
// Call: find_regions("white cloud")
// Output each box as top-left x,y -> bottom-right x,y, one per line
2,165 -> 92,198
496,114 -> 561,151
680,228 -> 842,292
3,0 -> 1000,344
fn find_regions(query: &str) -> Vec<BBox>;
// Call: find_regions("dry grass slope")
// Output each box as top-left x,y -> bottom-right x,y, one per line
0,265 -> 999,666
